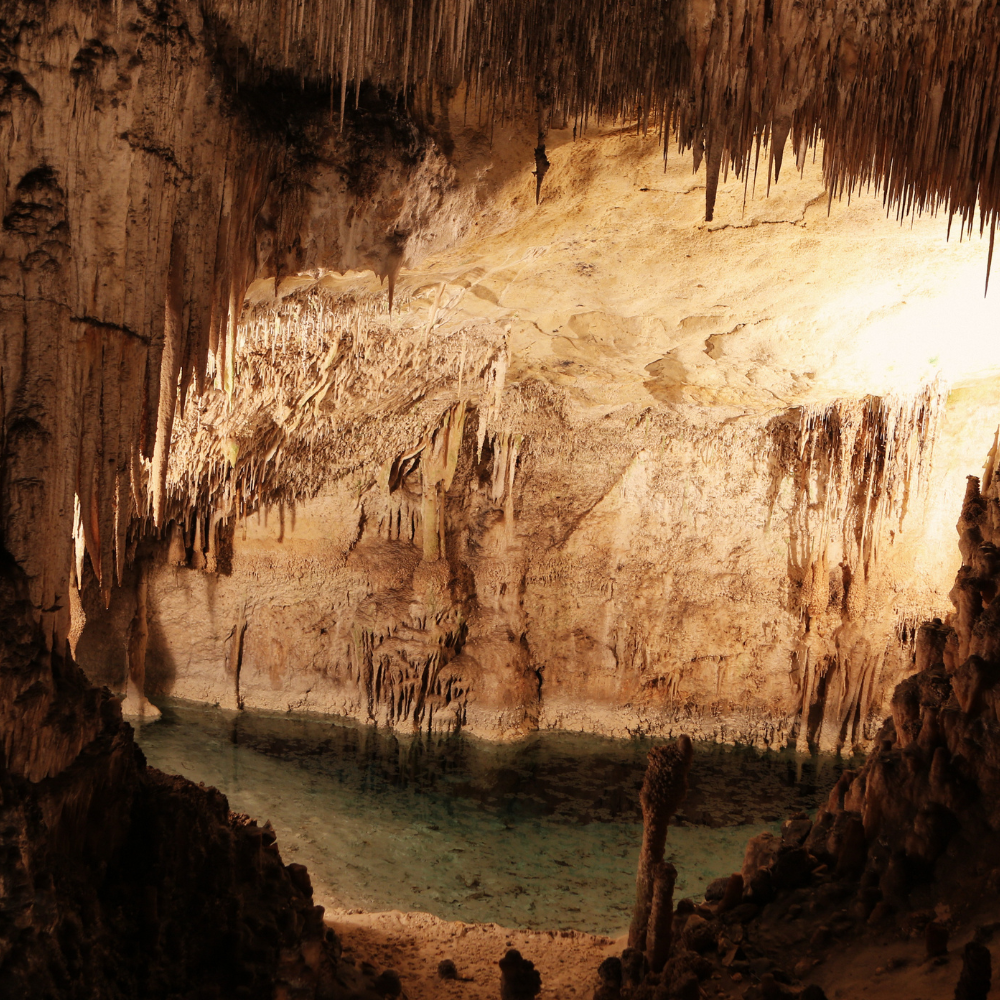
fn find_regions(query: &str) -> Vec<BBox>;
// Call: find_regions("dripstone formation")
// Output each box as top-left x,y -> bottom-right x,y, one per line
629,737 -> 692,955
594,474 -> 1000,999
5,0 -> 1000,998
3,0 -> 995,763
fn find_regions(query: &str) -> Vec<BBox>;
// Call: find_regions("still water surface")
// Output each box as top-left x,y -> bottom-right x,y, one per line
134,700 -> 856,935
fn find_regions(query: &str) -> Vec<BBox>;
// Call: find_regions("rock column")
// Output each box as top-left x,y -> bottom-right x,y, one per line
628,735 -> 692,951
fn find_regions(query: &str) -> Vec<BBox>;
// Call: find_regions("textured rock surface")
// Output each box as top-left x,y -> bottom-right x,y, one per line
6,1 -> 1000,996
4,0 -> 1000,756
0,558 -> 362,999
72,139 -> 999,750
0,4 -> 506,995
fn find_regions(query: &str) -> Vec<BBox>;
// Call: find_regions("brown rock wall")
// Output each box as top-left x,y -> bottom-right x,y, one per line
76,373 -> 983,752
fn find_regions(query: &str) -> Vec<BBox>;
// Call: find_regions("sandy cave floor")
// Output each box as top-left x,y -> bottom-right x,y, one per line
328,908 -> 622,999
805,923 -> 1000,1000
327,907 -> 1000,1000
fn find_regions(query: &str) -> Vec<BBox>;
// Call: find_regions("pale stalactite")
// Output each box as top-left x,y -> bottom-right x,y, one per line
210,0 -> 1000,253
767,387 -> 946,752
121,560 -> 161,721
160,282 -> 508,539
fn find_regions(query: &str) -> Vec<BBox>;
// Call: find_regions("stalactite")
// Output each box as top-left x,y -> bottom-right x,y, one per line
760,386 -> 946,752
158,282 -> 507,551
2,0 -> 994,798
209,0 -> 1000,245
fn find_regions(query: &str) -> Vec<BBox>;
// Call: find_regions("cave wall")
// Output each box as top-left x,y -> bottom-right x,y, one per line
10,0 -> 1000,768
4,0 -> 1000,995
57,117 -> 1000,756
0,0 -> 476,646
74,375 -> 1000,753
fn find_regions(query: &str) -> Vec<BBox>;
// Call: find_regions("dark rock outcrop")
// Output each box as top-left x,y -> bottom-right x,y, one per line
0,557 -> 362,998
498,948 -> 541,1000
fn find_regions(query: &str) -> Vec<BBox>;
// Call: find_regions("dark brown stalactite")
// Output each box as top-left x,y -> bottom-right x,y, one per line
207,0 -> 1000,239
532,137 -> 549,204
704,128 -> 724,221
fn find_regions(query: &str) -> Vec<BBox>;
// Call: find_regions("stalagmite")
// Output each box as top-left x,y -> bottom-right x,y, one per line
956,940 -> 992,1000
499,949 -> 542,1000
645,860 -> 677,974
628,735 -> 692,951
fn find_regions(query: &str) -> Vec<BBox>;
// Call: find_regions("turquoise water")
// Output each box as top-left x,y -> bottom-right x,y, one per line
133,701 -> 856,935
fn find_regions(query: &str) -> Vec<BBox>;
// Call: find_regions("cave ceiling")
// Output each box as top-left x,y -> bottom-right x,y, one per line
290,126 -> 999,416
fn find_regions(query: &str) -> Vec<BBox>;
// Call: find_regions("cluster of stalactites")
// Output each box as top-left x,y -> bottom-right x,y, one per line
759,386 -> 946,753
215,0 -> 1000,261
767,385 -> 945,595
154,284 -> 509,558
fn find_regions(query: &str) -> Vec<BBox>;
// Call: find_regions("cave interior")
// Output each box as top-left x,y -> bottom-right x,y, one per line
4,1 -> 1000,998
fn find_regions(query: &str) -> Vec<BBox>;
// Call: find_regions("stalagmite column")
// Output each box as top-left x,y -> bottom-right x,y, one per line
955,940 -> 992,1000
628,735 -> 692,951
122,560 -> 161,721
645,860 -> 677,973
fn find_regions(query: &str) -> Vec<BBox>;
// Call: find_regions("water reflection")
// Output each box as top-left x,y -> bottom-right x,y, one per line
134,700 -> 858,935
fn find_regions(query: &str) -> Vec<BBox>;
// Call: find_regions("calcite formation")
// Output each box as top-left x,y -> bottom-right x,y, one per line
592,474 -> 1000,999
3,0 -> 1000,758
212,0 -> 1000,251
630,737 -> 693,953
70,291 -> 962,749
5,0 -> 1000,996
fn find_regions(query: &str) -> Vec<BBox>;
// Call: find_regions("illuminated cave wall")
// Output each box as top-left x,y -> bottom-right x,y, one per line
70,271 -> 1000,753
8,0 -> 1000,765
68,132 -> 1000,755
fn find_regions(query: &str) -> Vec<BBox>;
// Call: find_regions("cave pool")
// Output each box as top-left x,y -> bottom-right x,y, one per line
133,700 -> 857,936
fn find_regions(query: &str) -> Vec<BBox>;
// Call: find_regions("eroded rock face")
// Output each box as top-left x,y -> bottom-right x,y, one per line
61,119 -> 1000,752
8,0 -> 1000,764
71,321 -> 990,749
815,471 -> 1000,870
0,0 -> 473,640
595,472 -> 1000,1000
0,558 -> 359,999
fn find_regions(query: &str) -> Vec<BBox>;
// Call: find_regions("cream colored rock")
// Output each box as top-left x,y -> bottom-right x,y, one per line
68,128 -> 1000,752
